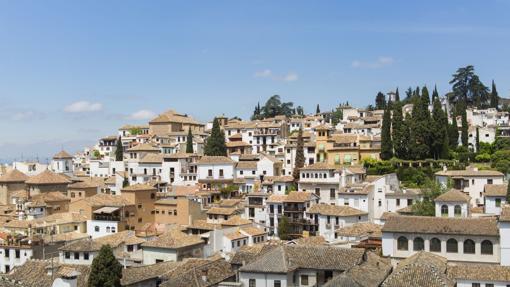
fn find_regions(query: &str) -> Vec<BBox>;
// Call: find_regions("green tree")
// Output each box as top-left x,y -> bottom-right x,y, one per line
411,179 -> 447,216
88,245 -> 122,287
380,105 -> 393,160
475,127 -> 480,153
375,92 -> 386,110
449,65 -> 474,105
331,107 -> 343,126
507,181 -> 510,203
409,87 -> 431,159
431,96 -> 449,159
122,176 -> 129,188
394,87 -> 400,102
293,128 -> 305,182
204,118 -> 227,156
186,127 -> 194,153
316,104 -> 320,114
490,80 -> 499,109
460,102 -> 469,147
448,110 -> 459,149
392,102 -> 407,159
115,137 -> 123,161
277,216 -> 290,240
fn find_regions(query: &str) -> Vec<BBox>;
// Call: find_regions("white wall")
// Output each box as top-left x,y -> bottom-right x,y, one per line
87,220 -> 119,239
239,272 -> 288,287
0,247 -> 33,273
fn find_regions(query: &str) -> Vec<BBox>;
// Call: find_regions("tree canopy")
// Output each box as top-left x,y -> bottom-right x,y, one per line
88,245 -> 123,287
251,95 -> 294,120
204,118 -> 227,156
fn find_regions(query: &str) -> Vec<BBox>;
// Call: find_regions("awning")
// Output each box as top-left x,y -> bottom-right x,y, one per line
93,206 -> 120,214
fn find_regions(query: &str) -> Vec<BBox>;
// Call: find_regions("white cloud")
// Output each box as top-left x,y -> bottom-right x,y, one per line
254,69 -> 273,78
64,101 -> 103,113
283,72 -> 298,82
351,56 -> 395,69
128,109 -> 156,120
254,69 -> 298,82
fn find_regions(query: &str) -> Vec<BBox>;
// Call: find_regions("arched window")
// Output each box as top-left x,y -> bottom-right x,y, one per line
481,240 -> 493,255
454,205 -> 462,217
441,205 -> 448,217
447,238 -> 458,253
430,238 -> 441,252
397,236 -> 408,251
413,237 -> 424,251
463,239 -> 475,254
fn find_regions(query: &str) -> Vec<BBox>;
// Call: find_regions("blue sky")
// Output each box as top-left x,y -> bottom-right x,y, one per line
1,0 -> 509,161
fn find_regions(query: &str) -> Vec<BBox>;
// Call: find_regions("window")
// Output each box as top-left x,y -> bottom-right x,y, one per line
396,199 -> 400,206
274,280 -> 281,287
441,205 -> 448,217
430,238 -> 441,252
488,179 -> 493,184
249,279 -> 256,287
471,284 -> 480,287
65,252 -> 70,259
15,250 -> 20,259
397,236 -> 408,251
208,169 -> 213,177
454,205 -> 462,217
74,252 -> 79,259
485,284 -> 494,287
330,189 -> 335,199
315,188 -> 320,196
219,169 -> 224,177
481,240 -> 493,255
463,239 -> 475,254
496,198 -> 502,207
301,275 -> 309,285
413,237 -> 424,251
94,226 -> 100,232
446,238 -> 458,253
84,252 -> 89,260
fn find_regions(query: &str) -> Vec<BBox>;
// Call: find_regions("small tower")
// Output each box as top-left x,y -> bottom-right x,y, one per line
51,150 -> 74,174
434,189 -> 471,218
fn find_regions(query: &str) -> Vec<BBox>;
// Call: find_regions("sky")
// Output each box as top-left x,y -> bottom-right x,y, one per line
1,0 -> 510,162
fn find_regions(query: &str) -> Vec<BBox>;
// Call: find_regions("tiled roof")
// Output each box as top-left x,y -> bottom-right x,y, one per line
241,226 -> 266,236
197,156 -> 234,165
435,168 -> 503,177
300,162 -> 337,170
149,110 -> 203,126
221,215 -> 252,226
229,243 -> 279,266
324,252 -> 391,287
284,191 -> 315,202
0,169 -> 28,183
434,189 -> 470,203
382,216 -> 499,236
68,178 -> 101,189
448,264 -> 510,282
173,185 -> 199,196
308,203 -> 367,217
122,183 -> 157,191
187,219 -> 222,231
289,236 -> 326,246
500,205 -> 510,222
126,143 -> 160,152
226,141 -> 251,148
77,193 -> 133,207
121,261 -> 182,286
484,183 -> 507,197
7,260 -> 90,287
139,153 -> 164,164
239,245 -> 365,273
142,229 -> 204,249
266,194 -> 287,203
381,252 -> 453,287
26,170 -> 71,185
206,207 -> 239,215
160,258 -> 235,287
53,150 -> 73,159
262,175 -> 294,184
336,222 -> 382,238
225,231 -> 248,240
236,161 -> 257,169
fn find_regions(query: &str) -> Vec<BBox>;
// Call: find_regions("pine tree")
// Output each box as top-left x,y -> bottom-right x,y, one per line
490,80 -> 499,109
316,104 -> 320,114
88,245 -> 122,287
375,92 -> 386,110
186,127 -> 194,153
293,128 -> 305,182
380,105 -> 393,160
204,118 -> 227,156
115,137 -> 123,161
448,111 -> 459,149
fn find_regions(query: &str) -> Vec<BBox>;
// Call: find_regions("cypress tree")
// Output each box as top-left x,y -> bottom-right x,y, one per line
409,87 -> 431,159
186,127 -> 194,153
395,87 -> 400,102
448,111 -> 459,149
431,96 -> 448,159
375,92 -> 386,110
460,102 -> 469,147
115,137 -> 123,161
490,80 -> 499,109
88,245 -> 122,287
392,102 -> 407,159
507,181 -> 510,203
401,113 -> 412,159
432,85 -> 439,102
293,128 -> 305,182
380,105 -> 393,160
316,104 -> 320,114
475,127 -> 480,153
204,118 -> 227,156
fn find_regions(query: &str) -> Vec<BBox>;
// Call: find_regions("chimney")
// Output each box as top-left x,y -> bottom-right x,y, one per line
201,269 -> 208,282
